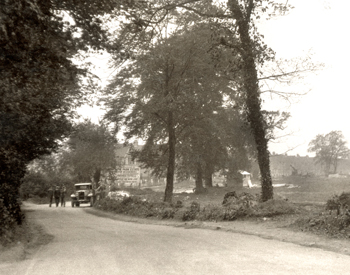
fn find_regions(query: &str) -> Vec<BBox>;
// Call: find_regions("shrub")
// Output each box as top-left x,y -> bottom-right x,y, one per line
181,201 -> 200,221
196,204 -> 224,221
95,196 -> 180,219
94,192 -> 298,223
0,184 -> 23,240
326,192 -> 350,216
223,192 -> 259,207
292,193 -> 350,239
251,199 -> 297,217
293,214 -> 350,238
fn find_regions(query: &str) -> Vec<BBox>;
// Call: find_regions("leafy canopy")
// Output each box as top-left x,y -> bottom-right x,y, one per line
308,131 -> 350,175
62,120 -> 118,184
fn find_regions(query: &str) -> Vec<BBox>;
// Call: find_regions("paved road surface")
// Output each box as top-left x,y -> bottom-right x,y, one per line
1,203 -> 350,275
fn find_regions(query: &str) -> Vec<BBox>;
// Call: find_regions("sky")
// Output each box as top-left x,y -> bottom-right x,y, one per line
78,0 -> 350,156
259,0 -> 350,156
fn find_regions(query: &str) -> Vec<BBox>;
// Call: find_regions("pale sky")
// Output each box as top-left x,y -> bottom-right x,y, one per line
260,0 -> 350,156
78,0 -> 350,156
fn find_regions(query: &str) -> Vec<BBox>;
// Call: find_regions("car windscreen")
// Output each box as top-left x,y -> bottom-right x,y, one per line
75,185 -> 91,190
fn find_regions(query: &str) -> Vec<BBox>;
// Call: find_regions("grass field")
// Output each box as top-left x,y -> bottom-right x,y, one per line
136,176 -> 350,206
125,176 -> 350,238
272,176 -> 350,204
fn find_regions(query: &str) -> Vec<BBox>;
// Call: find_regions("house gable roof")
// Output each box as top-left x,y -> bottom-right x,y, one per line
115,145 -> 130,158
115,143 -> 144,158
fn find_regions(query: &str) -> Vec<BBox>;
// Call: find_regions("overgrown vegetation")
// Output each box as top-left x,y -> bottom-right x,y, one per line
0,213 -> 26,247
93,178 -> 350,240
0,0 -> 113,235
0,187 -> 23,240
292,192 -> 350,239
94,190 -> 297,222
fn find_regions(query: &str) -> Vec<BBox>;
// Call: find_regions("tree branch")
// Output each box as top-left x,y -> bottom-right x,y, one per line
246,0 -> 254,20
258,69 -> 315,81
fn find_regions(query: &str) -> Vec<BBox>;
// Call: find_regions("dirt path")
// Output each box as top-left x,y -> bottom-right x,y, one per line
0,202 -> 350,272
85,208 -> 350,256
2,202 -> 350,274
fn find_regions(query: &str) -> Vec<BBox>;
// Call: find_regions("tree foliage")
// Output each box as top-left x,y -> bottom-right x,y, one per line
102,0 -> 313,201
105,0 -> 308,201
0,0 -> 118,230
1,0 -> 76,228
20,155 -> 74,201
1,0 -> 321,231
103,25 -> 234,202
62,120 -> 118,185
308,131 -> 350,175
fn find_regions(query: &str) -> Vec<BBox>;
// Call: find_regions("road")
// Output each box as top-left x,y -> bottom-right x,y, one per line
1,203 -> 350,275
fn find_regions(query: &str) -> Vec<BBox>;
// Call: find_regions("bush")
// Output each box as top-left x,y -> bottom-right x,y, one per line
95,196 -> 180,219
0,184 -> 23,239
293,214 -> 350,238
94,192 -> 297,222
251,199 -> 297,217
196,204 -> 225,221
292,193 -> 350,239
181,201 -> 201,221
326,192 -> 350,216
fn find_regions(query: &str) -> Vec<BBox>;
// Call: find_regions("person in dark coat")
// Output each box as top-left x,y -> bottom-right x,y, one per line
48,185 -> 54,207
60,185 -> 66,207
54,185 -> 61,207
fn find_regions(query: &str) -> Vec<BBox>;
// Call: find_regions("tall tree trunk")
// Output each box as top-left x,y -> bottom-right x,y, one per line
194,161 -> 204,193
93,167 -> 101,185
164,110 -> 176,203
229,0 -> 273,201
333,156 -> 338,174
324,159 -> 331,176
204,163 -> 213,188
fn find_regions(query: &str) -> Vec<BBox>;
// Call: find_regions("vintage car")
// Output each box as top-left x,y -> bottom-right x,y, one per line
71,183 -> 95,207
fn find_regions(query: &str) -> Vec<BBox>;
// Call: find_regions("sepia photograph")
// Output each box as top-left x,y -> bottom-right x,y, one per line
1,0 -> 350,274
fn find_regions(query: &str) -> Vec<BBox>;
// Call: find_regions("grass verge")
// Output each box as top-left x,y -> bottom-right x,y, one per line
0,209 -> 53,263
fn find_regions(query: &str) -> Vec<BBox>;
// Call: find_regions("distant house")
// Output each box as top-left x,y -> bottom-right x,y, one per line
101,142 -> 165,188
269,155 -> 350,178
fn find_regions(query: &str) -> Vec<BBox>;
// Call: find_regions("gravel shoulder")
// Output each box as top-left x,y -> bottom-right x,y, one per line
0,208 -> 53,264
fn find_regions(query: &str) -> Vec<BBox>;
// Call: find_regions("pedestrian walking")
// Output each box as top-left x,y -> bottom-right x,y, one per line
54,185 -> 60,207
61,184 -> 66,207
48,185 -> 54,207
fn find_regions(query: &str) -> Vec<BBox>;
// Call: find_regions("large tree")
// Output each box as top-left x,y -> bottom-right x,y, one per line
107,0 -> 300,201
103,26 -> 233,202
220,0 -> 275,201
176,117 -> 224,192
175,103 -> 254,191
62,120 -> 118,185
1,0 -> 80,227
0,0 -> 123,229
308,131 -> 350,176
20,155 -> 74,201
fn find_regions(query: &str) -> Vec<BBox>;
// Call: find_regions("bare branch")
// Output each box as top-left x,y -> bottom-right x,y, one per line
260,89 -> 310,102
152,112 -> 167,125
175,4 -> 232,19
258,68 -> 316,81
270,143 -> 304,156
218,36 -> 244,55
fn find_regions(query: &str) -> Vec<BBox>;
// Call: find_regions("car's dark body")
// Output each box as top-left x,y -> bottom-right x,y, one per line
71,183 -> 95,207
